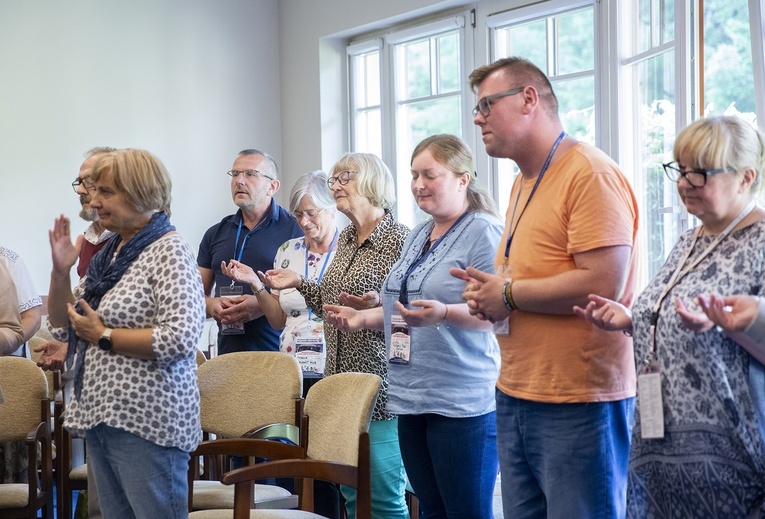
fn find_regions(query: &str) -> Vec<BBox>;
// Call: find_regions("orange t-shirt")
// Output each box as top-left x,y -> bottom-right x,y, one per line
495,143 -> 638,403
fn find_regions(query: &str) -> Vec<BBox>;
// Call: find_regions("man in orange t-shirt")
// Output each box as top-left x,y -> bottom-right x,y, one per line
453,57 -> 638,519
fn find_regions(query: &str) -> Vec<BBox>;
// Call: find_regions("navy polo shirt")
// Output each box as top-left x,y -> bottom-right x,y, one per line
198,200 -> 303,354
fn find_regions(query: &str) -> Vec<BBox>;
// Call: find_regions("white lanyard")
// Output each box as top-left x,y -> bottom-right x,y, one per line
645,200 -> 756,367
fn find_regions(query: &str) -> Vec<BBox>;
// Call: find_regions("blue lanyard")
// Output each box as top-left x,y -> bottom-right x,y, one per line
503,131 -> 566,260
233,214 -> 269,262
305,229 -> 339,321
399,208 -> 472,305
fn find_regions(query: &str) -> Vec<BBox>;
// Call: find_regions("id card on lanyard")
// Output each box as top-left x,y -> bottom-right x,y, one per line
220,216 -> 268,334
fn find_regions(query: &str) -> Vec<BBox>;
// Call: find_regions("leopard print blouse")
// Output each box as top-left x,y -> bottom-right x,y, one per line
300,211 -> 409,420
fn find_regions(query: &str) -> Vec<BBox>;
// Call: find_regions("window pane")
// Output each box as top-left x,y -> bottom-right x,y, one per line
395,95 -> 462,226
661,0 -> 674,45
354,108 -> 382,157
498,20 -> 547,71
399,39 -> 432,100
554,76 -> 595,144
637,0 -> 652,53
557,9 -> 594,75
634,51 -> 679,281
703,0 -> 757,124
353,52 -> 380,108
438,32 -> 461,93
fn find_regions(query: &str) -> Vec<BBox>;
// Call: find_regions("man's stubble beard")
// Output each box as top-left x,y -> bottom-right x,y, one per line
80,207 -> 99,222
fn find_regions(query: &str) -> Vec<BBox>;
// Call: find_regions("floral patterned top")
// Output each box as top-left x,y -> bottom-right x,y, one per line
628,220 -> 765,518
272,235 -> 337,375
299,211 -> 409,420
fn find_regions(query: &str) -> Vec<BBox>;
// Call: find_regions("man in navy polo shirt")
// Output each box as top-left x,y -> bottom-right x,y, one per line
198,149 -> 303,354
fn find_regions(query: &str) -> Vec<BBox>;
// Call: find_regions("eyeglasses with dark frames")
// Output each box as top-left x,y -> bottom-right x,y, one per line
662,162 -> 733,188
472,87 -> 525,118
72,177 -> 95,194
327,170 -> 357,188
227,169 -> 274,181
293,208 -> 326,220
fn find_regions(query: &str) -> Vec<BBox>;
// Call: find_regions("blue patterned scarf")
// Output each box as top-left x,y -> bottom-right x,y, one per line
68,211 -> 175,398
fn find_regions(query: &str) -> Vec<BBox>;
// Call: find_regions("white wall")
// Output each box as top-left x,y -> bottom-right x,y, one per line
0,0 -> 281,292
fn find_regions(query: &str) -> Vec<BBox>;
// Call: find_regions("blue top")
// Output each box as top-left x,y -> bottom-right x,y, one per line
197,201 -> 303,354
382,211 -> 502,417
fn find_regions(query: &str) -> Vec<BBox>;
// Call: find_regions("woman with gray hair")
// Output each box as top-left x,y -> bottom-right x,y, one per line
259,153 -> 411,519
223,170 -> 338,383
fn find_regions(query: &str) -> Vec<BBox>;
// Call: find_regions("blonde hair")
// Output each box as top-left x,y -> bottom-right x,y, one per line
331,153 -> 396,209
674,115 -> 765,192
411,134 -> 500,218
91,149 -> 173,216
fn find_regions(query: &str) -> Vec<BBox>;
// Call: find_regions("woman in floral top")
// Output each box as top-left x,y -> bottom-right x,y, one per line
262,153 -> 410,519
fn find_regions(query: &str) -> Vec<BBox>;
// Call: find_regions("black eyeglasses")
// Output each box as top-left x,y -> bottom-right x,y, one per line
472,87 -> 525,118
72,178 -> 95,194
662,162 -> 733,188
327,170 -> 357,188
227,169 -> 274,181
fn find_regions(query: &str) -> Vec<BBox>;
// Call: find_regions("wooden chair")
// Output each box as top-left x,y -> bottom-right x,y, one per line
189,351 -> 305,513
0,356 -> 54,519
52,372 -> 87,519
188,371 -> 382,519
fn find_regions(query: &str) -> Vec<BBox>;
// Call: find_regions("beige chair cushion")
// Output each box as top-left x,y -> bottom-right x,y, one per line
70,463 -> 88,480
193,480 -> 294,510
0,484 -> 43,508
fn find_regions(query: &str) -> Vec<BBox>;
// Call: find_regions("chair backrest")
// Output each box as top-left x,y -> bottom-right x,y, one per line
195,348 -> 207,367
197,351 -> 303,438
221,372 -> 381,518
303,372 -> 381,466
0,356 -> 49,442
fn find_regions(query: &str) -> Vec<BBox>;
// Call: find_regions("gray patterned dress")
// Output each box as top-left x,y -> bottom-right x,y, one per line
629,220 -> 765,518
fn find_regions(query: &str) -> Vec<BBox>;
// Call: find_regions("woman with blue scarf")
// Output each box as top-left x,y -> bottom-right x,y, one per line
40,149 -> 205,518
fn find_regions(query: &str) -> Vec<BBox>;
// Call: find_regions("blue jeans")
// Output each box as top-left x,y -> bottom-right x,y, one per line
398,412 -> 498,519
342,418 -> 409,519
85,424 -> 190,519
496,390 -> 634,519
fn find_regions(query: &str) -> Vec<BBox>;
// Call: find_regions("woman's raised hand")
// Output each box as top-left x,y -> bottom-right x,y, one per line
49,215 -> 83,274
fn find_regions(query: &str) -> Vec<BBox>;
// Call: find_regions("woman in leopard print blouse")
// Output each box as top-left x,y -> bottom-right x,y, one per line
262,152 -> 410,519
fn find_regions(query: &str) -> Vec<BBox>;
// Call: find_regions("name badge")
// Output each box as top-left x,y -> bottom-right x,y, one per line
638,364 -> 664,439
389,314 -> 410,366
219,285 -> 245,335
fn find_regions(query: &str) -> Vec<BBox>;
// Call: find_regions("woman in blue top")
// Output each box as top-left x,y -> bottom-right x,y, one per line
325,134 -> 502,518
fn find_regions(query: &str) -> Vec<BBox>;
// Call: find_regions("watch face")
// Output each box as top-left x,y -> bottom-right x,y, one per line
98,337 -> 112,351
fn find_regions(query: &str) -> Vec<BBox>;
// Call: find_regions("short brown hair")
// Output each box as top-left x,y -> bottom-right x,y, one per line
469,57 -> 559,117
91,149 -> 173,216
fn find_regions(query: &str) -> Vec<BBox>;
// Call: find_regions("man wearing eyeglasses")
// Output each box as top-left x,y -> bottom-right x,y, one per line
452,57 -> 639,519
197,149 -> 303,355
72,147 -> 117,277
